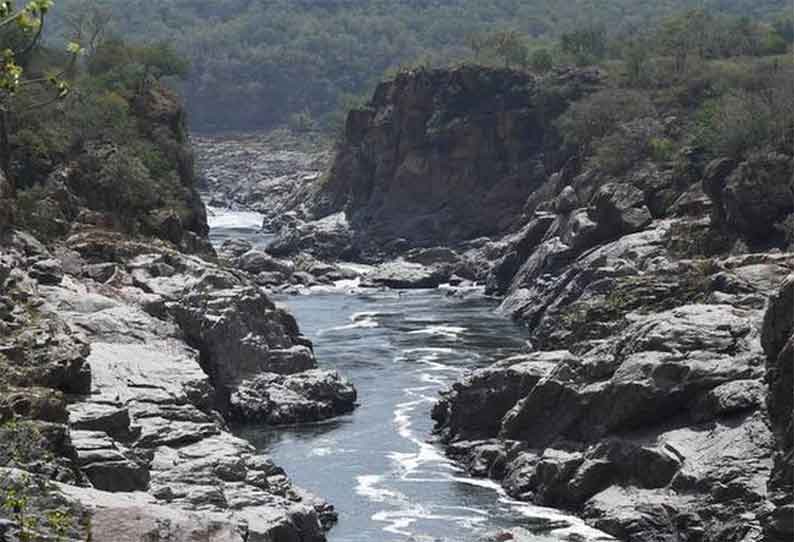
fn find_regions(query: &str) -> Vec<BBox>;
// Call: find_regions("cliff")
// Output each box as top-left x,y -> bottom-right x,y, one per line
287,65 -> 600,258
430,121 -> 794,541
0,84 -> 352,541
281,63 -> 794,542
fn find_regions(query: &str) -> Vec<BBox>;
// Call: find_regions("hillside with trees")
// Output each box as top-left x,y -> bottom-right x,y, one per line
49,0 -> 791,131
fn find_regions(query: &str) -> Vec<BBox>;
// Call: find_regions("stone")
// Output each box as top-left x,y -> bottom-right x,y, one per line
230,369 -> 357,424
219,238 -> 253,259
761,274 -> 794,541
365,259 -> 451,289
554,185 -> 579,214
589,183 -> 652,238
433,352 -> 568,441
704,153 -> 793,244
29,258 -> 64,285
236,249 -> 294,276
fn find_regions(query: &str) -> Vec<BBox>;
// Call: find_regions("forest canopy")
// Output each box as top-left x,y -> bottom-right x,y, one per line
48,0 -> 792,132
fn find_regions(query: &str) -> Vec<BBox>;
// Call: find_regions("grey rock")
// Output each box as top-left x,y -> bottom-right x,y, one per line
230,369 -> 357,424
236,249 -> 295,276
30,258 -> 64,285
589,183 -> 652,237
365,259 -> 451,289
554,185 -> 579,214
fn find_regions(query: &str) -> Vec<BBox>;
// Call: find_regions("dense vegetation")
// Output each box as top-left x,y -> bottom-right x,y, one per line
49,0 -> 791,131
0,1 -> 203,243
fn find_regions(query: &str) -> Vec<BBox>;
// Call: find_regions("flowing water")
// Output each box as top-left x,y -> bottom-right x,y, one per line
209,207 -> 611,542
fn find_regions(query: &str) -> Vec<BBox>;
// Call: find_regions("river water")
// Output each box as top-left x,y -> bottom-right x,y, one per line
207,206 -> 611,542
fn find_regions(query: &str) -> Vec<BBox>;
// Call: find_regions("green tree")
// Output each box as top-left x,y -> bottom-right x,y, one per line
529,47 -> 553,73
1,1 -> 75,193
491,30 -> 528,68
623,37 -> 650,86
561,25 -> 607,65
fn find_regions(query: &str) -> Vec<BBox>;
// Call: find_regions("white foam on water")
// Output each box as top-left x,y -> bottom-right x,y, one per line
402,347 -> 455,354
356,474 -> 406,503
206,206 -> 264,231
407,325 -> 466,340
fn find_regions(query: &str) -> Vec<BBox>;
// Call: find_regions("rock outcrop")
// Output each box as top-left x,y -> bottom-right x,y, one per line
0,227 -> 346,541
761,274 -> 794,541
1,82 -> 353,541
266,66 -> 601,260
432,126 -> 793,539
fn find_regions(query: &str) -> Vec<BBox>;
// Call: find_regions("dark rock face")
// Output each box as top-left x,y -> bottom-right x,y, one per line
276,66 -> 600,258
432,127 -> 793,540
703,152 -> 794,246
761,274 -> 794,542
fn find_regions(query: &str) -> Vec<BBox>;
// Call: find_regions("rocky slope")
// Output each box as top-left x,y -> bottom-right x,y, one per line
0,87 -> 353,541
239,64 -> 794,541
430,147 -> 794,540
195,130 -> 331,221
265,65 -> 601,261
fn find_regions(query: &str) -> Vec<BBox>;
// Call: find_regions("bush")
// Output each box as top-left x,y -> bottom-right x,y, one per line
529,48 -> 553,73
649,137 -> 676,162
556,89 -> 655,153
591,118 -> 663,174
695,70 -> 794,157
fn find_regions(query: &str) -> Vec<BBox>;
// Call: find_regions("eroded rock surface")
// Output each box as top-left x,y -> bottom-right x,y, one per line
0,229 -> 350,541
433,140 -> 794,541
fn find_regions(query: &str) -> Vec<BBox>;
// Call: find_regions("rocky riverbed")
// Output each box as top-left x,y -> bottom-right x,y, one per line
194,63 -> 793,542
0,226 -> 357,541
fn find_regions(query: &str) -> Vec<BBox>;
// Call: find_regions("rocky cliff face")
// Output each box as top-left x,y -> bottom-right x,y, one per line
271,66 -> 600,259
762,275 -> 794,541
13,85 -> 210,255
428,115 -> 794,539
0,85 -> 353,541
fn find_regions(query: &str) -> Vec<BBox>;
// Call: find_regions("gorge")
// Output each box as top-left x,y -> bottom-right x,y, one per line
1,3 -> 793,542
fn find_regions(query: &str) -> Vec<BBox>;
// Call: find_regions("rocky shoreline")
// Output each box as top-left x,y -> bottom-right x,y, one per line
196,64 -> 793,542
0,86 -> 355,542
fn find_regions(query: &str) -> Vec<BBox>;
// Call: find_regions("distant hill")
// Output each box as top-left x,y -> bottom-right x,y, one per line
50,0 -> 789,131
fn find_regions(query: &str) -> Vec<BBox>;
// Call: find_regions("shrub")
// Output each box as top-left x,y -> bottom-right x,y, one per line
695,70 -> 794,158
649,137 -> 676,162
591,118 -> 662,174
556,89 -> 655,153
529,48 -> 553,73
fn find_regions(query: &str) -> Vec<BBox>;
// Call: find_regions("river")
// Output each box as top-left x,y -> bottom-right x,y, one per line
207,206 -> 612,542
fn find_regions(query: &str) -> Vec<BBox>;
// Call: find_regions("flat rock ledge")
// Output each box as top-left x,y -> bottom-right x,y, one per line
0,230 -> 355,541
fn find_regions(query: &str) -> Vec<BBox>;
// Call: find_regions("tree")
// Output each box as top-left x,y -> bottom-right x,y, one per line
623,37 -> 650,87
61,0 -> 111,58
556,89 -> 654,154
529,48 -> 553,73
490,30 -> 527,69
1,1 -> 76,194
561,25 -> 607,65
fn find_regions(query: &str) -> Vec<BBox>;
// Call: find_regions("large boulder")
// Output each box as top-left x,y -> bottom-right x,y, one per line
229,369 -> 357,424
169,285 -> 317,410
703,153 -> 794,245
589,182 -> 652,238
761,274 -> 794,542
